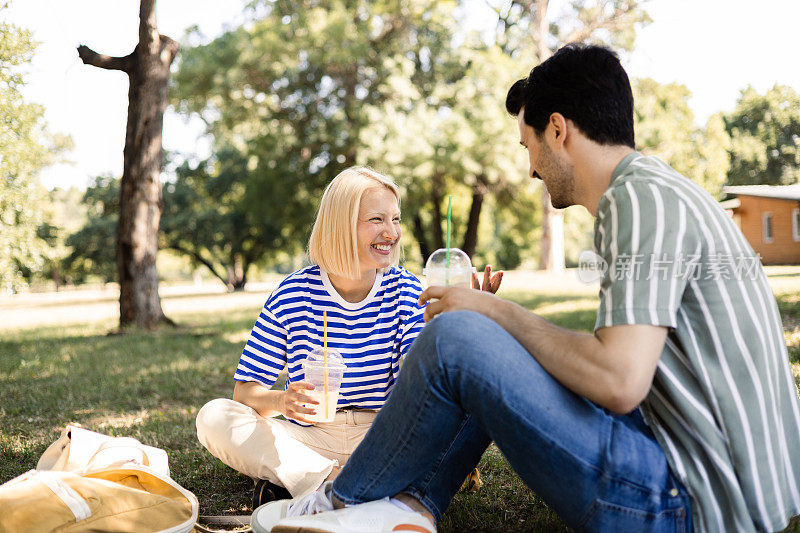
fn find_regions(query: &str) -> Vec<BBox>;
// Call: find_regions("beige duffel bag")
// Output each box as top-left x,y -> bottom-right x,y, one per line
0,424 -> 198,532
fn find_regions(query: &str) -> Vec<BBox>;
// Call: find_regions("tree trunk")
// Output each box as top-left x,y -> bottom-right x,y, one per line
539,187 -> 565,272
462,175 -> 488,258
78,0 -> 179,328
52,264 -> 62,292
531,0 -> 565,274
412,214 -> 431,262
227,253 -> 246,292
431,173 -> 445,249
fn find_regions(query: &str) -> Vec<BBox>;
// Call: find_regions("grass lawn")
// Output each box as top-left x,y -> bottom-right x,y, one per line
1,269 -> 799,532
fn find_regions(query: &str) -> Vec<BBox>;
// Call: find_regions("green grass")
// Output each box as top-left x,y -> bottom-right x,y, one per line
1,271 -> 799,532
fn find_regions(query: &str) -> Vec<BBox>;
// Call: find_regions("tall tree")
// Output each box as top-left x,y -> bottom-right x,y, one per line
173,0 -> 456,267
77,0 -> 178,329
487,0 -> 651,272
360,43 -> 534,263
724,85 -> 800,187
161,148 -> 284,291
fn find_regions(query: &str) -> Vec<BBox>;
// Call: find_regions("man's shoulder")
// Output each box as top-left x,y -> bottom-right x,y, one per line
598,157 -> 696,218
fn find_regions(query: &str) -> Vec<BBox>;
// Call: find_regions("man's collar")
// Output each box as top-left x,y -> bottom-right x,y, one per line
609,151 -> 642,186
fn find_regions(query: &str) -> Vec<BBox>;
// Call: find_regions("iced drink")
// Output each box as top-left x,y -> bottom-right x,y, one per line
303,389 -> 339,421
301,348 -> 346,423
423,248 -> 475,288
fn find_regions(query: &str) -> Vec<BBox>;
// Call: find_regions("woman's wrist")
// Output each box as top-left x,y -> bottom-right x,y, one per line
233,381 -> 285,418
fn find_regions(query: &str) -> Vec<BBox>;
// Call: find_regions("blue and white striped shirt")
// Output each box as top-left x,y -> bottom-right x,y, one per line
234,265 -> 425,413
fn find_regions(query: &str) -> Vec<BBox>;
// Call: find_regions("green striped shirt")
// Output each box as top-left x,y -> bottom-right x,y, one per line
594,152 -> 800,532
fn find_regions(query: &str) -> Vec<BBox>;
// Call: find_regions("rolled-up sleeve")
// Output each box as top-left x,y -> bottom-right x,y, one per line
594,180 -> 697,331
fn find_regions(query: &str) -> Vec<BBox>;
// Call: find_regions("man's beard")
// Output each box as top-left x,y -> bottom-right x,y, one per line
539,145 -> 575,209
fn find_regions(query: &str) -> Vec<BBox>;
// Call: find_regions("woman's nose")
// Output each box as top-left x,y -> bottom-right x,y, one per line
382,222 -> 398,239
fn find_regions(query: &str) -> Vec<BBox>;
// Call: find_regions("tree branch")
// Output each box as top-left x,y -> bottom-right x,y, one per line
77,45 -> 134,72
564,2 -> 638,44
168,243 -> 227,287
159,34 -> 180,65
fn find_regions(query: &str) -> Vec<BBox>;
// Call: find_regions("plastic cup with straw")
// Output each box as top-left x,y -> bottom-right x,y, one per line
446,195 -> 452,285
302,320 -> 345,423
422,194 -> 474,288
323,310 -> 329,418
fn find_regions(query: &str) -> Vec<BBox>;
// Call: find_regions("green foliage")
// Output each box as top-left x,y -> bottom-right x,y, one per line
0,19 -> 56,291
161,148 -> 286,290
724,85 -> 800,186
551,0 -> 652,53
384,0 -> 650,268
172,0 -> 459,273
360,42 -> 535,266
486,0 -> 651,59
25,187 -> 86,287
633,78 -> 730,197
63,175 -> 119,284
170,0 -> 659,273
563,205 -> 594,267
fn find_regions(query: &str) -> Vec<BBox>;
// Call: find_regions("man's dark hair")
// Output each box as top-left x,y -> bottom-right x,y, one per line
505,43 -> 635,148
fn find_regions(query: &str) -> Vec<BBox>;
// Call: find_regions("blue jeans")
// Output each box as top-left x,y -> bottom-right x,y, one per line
332,311 -> 693,531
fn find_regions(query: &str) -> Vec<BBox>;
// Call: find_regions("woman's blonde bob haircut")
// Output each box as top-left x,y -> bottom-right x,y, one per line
308,166 -> 402,280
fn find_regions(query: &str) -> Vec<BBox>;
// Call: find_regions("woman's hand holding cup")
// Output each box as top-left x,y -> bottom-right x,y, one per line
281,381 -> 318,424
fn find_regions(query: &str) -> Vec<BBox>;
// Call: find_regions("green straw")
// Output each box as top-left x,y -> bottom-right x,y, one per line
446,195 -> 452,285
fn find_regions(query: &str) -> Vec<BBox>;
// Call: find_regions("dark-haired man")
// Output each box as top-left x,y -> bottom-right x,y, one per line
254,44 -> 800,533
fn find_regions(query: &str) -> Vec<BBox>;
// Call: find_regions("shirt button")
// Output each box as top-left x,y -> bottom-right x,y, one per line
670,488 -> 679,497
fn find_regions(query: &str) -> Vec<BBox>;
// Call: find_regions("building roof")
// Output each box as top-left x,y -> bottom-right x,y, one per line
718,198 -> 741,210
723,185 -> 800,201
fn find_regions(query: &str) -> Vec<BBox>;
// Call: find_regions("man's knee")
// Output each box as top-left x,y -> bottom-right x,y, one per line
420,310 -> 493,342
412,310 -> 500,369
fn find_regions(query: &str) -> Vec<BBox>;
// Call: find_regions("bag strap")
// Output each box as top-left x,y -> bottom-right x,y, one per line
196,515 -> 252,533
35,471 -> 93,522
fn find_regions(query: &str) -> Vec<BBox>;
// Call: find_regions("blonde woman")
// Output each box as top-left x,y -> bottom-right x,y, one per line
195,167 -> 501,509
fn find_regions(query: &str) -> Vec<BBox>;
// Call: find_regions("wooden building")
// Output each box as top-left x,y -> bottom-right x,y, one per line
722,185 -> 800,265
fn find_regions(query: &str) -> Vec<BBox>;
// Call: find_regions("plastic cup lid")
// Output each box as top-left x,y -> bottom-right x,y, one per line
305,348 -> 346,368
423,247 -> 474,276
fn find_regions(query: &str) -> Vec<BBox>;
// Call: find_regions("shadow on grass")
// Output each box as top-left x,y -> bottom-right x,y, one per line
0,299 -> 571,529
505,291 -> 599,333
3,286 -> 797,531
0,311 -> 255,504
767,273 -> 800,279
1,285 -> 268,312
777,293 -> 800,319
440,445 -> 568,532
504,291 -> 595,311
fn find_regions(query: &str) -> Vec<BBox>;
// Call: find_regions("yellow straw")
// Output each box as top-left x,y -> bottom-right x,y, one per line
323,311 -> 328,417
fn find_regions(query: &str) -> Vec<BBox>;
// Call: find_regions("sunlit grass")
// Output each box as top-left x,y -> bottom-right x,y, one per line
1,269 -> 798,531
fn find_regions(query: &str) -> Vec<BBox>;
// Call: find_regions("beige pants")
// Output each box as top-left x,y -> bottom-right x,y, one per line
196,398 -> 376,498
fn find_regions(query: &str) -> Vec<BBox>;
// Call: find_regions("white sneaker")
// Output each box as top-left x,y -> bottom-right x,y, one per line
270,498 -> 437,533
251,481 -> 336,533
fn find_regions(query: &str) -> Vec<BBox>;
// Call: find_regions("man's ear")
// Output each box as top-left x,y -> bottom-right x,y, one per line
549,113 -> 568,148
